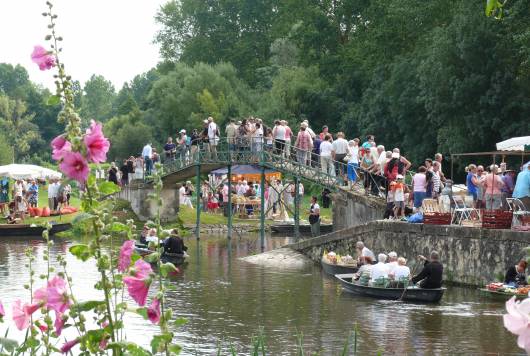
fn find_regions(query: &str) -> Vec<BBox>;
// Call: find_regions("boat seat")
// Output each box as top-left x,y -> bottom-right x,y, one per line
372,277 -> 390,288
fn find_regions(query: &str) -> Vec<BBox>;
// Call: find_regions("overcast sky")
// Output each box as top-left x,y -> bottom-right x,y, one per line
0,0 -> 167,91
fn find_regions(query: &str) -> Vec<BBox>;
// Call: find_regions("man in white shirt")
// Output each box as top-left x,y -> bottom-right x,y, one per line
319,135 -> 335,176
207,116 -> 219,159
371,253 -> 389,282
356,241 -> 375,263
179,184 -> 192,208
386,251 -> 399,275
392,257 -> 411,280
47,178 -> 57,210
331,132 -> 349,178
142,143 -> 153,176
303,120 -> 316,139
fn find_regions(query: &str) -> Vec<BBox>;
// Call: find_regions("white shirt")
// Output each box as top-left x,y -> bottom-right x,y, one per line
179,186 -> 187,203
377,152 -> 387,175
361,247 -> 375,261
393,265 -> 411,280
332,138 -> 349,155
142,144 -> 152,158
348,146 -> 359,164
48,182 -> 59,198
273,125 -> 286,140
386,261 -> 399,275
208,122 -> 218,139
319,141 -> 333,157
371,262 -> 389,281
146,235 -> 158,243
14,182 -> 24,197
306,126 -> 316,139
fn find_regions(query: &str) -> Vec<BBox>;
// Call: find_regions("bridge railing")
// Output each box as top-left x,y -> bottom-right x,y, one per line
150,137 -> 386,197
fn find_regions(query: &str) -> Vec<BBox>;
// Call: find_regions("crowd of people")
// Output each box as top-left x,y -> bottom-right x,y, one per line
353,241 -> 443,289
0,177 -> 72,223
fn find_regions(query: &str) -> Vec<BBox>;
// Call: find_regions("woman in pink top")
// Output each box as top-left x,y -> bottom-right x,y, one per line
412,166 -> 427,209
282,120 -> 292,159
482,164 -> 504,210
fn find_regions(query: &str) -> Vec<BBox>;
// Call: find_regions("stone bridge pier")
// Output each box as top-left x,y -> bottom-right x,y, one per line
331,191 -> 386,230
116,185 -> 179,222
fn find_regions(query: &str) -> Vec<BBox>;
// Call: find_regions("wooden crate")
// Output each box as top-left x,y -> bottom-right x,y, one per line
482,210 -> 513,230
424,212 -> 452,225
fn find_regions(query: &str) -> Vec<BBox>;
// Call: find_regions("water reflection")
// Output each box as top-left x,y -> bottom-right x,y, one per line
0,234 -> 524,355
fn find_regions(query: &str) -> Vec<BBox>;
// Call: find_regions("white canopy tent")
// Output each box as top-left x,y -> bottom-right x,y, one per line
0,164 -> 62,180
496,136 -> 530,151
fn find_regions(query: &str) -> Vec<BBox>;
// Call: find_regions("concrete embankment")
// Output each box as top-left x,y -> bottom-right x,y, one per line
285,221 -> 530,286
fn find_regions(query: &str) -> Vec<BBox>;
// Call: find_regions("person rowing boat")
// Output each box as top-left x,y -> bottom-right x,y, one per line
411,251 -> 443,289
504,259 -> 527,287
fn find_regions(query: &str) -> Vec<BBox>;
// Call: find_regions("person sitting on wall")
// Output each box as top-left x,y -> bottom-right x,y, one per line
504,260 -> 528,287
411,251 -> 443,289
356,241 -> 376,265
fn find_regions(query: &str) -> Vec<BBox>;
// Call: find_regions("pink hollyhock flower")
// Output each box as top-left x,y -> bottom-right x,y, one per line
34,276 -> 72,314
60,338 -> 80,354
99,337 -> 108,350
147,297 -> 161,324
38,324 -> 48,332
131,259 -> 153,279
51,135 -> 71,161
504,296 -> 530,352
12,300 -> 40,330
123,276 -> 151,306
31,45 -> 55,71
84,120 -> 110,163
118,240 -> 135,272
54,312 -> 65,336
59,151 -> 89,183
0,300 -> 4,317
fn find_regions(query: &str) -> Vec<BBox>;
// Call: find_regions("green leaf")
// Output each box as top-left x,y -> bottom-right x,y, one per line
485,0 -> 498,16
150,333 -> 173,354
0,337 -> 18,352
160,262 -> 178,277
174,317 -> 188,327
131,253 -> 141,263
87,174 -> 96,187
46,95 -> 60,106
107,342 -> 152,356
109,222 -> 128,232
136,307 -> 148,319
168,344 -> 182,354
143,252 -> 159,263
99,181 -> 121,195
69,244 -> 91,261
72,300 -> 106,312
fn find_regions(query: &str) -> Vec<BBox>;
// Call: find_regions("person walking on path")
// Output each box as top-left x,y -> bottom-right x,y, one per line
142,142 -> 153,177
309,195 -> 321,237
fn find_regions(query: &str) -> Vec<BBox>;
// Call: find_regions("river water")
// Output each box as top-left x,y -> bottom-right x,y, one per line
0,234 -> 523,355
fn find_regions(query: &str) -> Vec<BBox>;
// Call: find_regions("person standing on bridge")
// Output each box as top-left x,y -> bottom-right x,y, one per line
308,195 -> 321,237
319,135 -> 335,177
142,142 -> 153,177
207,116 -> 219,160
272,120 -> 286,155
294,123 -> 313,166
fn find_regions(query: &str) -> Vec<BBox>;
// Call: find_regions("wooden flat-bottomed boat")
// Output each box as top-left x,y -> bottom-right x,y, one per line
135,244 -> 188,265
479,288 -> 529,300
335,273 -> 445,303
0,222 -> 71,237
270,223 -> 333,235
321,258 -> 358,276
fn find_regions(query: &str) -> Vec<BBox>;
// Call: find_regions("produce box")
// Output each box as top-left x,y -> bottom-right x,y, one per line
423,212 -> 451,225
482,210 -> 513,230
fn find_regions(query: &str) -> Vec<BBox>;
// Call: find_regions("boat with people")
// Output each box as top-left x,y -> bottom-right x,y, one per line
335,273 -> 446,303
134,244 -> 188,265
321,251 -> 358,275
0,222 -> 71,237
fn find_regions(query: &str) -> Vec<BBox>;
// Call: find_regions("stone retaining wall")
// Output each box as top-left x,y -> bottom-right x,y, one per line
286,221 -> 530,286
331,192 -> 386,230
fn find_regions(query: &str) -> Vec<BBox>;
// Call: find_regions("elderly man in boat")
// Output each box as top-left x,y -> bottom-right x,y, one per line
353,256 -> 374,282
504,259 -> 527,287
355,241 -> 375,265
411,251 -> 443,289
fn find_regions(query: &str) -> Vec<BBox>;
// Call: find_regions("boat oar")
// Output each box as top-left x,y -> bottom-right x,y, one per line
399,259 -> 423,301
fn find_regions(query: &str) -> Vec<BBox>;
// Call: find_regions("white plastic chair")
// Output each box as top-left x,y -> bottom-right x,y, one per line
506,198 -> 530,226
452,195 -> 478,225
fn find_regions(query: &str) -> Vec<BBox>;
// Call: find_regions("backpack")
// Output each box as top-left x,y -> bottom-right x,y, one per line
385,158 -> 404,181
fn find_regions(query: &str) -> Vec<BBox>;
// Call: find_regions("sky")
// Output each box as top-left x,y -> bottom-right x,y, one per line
0,0 -> 167,91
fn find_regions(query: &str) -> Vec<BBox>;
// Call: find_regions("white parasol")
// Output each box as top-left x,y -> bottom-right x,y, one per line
496,136 -> 530,151
0,164 -> 62,180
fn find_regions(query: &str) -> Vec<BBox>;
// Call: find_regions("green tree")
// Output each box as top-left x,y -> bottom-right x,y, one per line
81,74 -> 116,123
0,95 -> 40,161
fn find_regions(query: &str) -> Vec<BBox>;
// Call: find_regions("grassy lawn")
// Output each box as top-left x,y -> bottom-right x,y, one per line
1,185 -> 81,225
177,193 -> 332,225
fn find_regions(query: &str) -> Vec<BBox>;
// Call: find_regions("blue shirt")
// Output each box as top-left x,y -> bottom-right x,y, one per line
513,169 -> 530,199
466,172 -> 477,194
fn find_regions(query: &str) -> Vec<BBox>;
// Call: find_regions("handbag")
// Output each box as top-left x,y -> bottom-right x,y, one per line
343,153 -> 352,162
